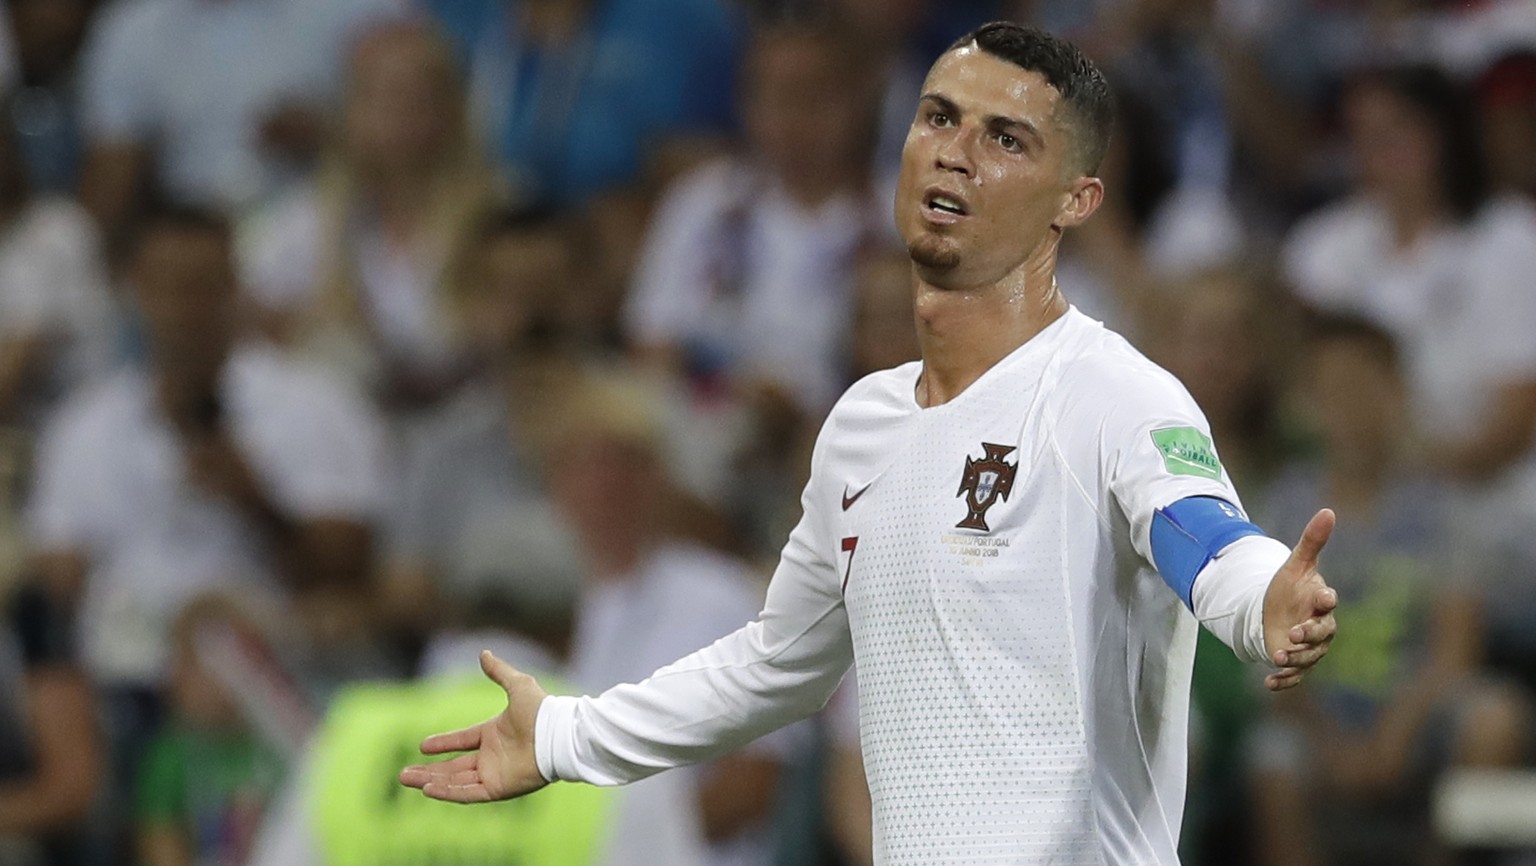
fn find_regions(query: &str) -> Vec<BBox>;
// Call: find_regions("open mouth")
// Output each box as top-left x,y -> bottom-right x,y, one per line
922,189 -> 970,222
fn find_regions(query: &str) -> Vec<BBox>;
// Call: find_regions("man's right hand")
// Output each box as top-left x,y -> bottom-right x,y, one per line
398,650 -> 550,802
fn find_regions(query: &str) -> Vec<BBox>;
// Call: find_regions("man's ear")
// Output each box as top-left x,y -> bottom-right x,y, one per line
1053,176 -> 1105,229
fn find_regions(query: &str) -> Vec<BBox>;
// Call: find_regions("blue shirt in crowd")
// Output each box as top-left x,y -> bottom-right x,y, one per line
427,0 -> 743,208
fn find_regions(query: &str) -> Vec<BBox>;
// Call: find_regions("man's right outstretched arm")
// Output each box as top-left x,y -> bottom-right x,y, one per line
400,458 -> 853,801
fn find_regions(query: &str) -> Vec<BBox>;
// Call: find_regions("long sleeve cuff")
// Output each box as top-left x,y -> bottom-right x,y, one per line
1191,534 -> 1290,666
534,695 -> 575,783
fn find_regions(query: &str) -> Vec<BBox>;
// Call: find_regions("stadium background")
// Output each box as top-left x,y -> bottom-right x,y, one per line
1,0 -> 1535,863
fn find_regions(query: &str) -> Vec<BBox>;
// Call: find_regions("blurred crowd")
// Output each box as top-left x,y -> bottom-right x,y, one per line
0,0 -> 1535,864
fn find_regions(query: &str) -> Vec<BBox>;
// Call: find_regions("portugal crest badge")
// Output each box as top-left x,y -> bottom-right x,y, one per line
956,442 -> 1018,531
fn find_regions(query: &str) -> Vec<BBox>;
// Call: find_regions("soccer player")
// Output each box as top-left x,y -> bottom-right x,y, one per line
400,22 -> 1339,864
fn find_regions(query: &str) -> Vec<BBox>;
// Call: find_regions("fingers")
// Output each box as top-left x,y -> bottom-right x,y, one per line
1313,585 -> 1339,615
1289,508 -> 1336,569
422,780 -> 493,803
1265,669 -> 1306,691
1274,611 -> 1337,667
399,752 -> 478,789
481,649 -> 530,693
1274,640 -> 1331,669
1287,613 -> 1337,647
419,651 -> 534,756
420,724 -> 482,756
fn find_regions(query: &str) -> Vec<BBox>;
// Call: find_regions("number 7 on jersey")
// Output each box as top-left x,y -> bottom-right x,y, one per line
841,536 -> 859,592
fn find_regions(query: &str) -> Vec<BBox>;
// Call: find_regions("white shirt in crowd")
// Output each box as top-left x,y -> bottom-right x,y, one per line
26,343 -> 387,687
571,541 -> 796,866
0,198 -> 115,417
624,159 -> 877,412
535,308 -> 1287,866
79,0 -> 402,209
240,185 -> 463,387
1284,193 -> 1536,540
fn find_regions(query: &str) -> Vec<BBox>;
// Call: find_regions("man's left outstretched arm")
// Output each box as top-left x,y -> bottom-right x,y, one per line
1160,502 -> 1339,691
402,429 -> 855,803
398,524 -> 854,802
1095,369 -> 1339,691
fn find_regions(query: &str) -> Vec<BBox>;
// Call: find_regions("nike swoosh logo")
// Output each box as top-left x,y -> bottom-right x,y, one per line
842,484 -> 871,511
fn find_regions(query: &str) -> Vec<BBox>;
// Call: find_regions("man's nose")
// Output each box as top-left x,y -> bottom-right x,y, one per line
935,128 -> 975,177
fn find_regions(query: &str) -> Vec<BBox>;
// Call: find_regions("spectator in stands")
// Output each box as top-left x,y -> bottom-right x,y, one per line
378,209 -> 580,651
1064,0 -> 1274,285
1282,65 -> 1536,576
1208,0 -> 1536,216
251,510 -> 706,866
624,17 -> 882,415
549,373 -> 795,866
427,0 -> 743,209
2,0 -> 96,194
1249,315 -> 1525,866
827,0 -> 934,182
1082,0 -> 1235,198
0,119 -> 113,429
564,190 -> 651,352
241,20 -> 496,416
1054,87 -> 1173,337
0,586 -> 103,865
76,0 -> 402,247
733,241 -> 919,562
1150,268 -> 1292,492
136,595 -> 285,866
24,206 -> 385,815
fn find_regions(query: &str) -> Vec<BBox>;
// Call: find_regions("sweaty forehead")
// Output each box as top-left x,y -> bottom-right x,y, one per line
923,45 -> 1066,129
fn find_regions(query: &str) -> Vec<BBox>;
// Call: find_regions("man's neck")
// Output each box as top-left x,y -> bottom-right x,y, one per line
913,248 -> 1068,408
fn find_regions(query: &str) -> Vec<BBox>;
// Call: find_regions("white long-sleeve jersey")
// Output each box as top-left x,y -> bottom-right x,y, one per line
536,309 -> 1288,865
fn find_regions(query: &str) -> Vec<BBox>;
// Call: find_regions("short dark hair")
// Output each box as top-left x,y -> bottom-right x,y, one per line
1350,64 -> 1489,223
948,22 -> 1115,175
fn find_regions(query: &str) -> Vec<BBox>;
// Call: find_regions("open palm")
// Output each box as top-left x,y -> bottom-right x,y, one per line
398,650 -> 550,802
1261,508 -> 1339,692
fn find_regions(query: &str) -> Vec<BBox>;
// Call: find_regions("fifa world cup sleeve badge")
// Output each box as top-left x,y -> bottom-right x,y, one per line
956,443 -> 1019,531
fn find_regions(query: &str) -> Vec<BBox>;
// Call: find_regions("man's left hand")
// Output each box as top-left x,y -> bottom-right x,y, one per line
1261,508 -> 1339,692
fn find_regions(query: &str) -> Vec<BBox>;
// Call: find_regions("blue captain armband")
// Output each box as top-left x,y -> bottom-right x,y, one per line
1150,496 -> 1265,609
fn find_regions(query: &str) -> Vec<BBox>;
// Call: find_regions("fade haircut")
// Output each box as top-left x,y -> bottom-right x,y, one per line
948,22 -> 1115,176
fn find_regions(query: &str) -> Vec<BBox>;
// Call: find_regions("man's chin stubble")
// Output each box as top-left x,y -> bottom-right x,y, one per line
907,235 -> 961,271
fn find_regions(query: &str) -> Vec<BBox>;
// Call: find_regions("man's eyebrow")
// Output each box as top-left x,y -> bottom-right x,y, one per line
919,92 -> 1047,149
987,114 -> 1045,149
918,93 -> 960,116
